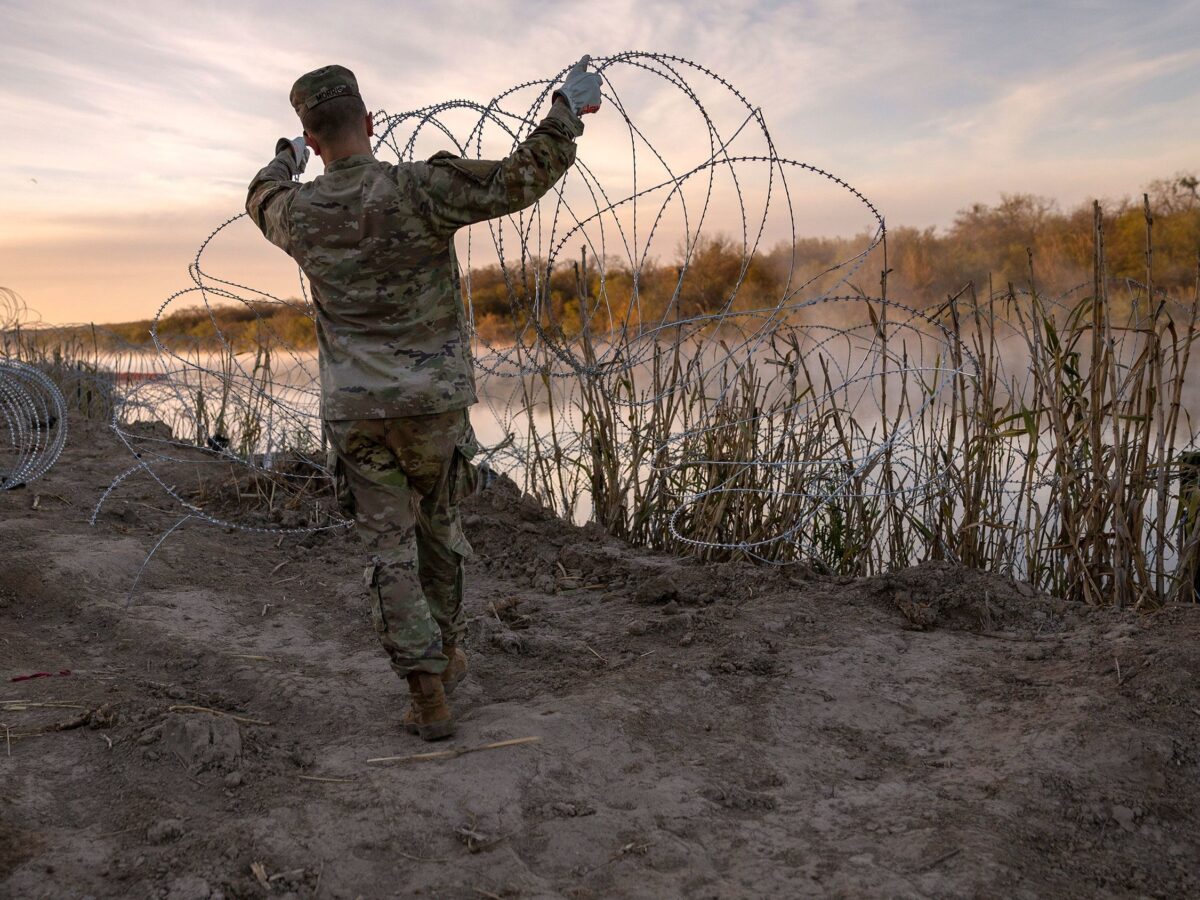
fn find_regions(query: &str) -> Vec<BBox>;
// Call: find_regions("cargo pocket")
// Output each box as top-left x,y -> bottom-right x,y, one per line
448,519 -> 474,560
334,455 -> 355,517
445,520 -> 473,622
365,561 -> 387,636
325,422 -> 356,518
428,151 -> 501,186
449,420 -> 481,505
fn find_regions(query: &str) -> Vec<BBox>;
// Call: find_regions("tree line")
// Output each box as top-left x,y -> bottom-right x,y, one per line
11,174 -> 1197,352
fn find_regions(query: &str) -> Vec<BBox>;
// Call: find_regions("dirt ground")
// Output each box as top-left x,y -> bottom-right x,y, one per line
2,418 -> 1199,899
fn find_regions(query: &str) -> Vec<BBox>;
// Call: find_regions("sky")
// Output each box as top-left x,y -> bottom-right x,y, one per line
2,0 -> 1199,324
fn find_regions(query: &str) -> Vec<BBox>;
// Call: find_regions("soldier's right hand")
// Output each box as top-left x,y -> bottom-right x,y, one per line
274,135 -> 310,174
553,55 -> 602,116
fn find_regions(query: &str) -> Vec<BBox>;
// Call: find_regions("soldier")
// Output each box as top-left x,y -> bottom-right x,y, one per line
247,59 -> 602,740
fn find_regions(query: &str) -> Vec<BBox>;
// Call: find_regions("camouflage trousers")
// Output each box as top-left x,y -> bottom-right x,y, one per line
325,409 -> 477,678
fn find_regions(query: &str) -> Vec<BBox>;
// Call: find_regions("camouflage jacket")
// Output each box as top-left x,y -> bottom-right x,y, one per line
246,100 -> 583,420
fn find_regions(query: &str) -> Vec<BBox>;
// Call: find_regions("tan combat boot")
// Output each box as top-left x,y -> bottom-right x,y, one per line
403,646 -> 468,735
404,672 -> 456,741
441,643 -> 468,695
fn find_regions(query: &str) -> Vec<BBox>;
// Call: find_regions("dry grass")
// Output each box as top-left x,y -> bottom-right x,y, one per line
505,201 -> 1200,607
5,200 -> 1198,607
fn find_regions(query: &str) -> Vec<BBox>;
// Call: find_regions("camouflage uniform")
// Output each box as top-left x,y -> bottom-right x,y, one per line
325,410 -> 477,676
247,66 -> 583,676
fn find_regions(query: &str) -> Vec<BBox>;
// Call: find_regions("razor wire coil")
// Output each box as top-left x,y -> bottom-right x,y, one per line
1,358 -> 68,490
94,50 -> 987,563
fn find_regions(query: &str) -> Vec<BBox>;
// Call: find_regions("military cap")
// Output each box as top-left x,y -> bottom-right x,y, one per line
290,65 -> 361,115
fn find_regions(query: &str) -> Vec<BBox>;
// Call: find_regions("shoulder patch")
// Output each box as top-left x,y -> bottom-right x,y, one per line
427,152 -> 500,185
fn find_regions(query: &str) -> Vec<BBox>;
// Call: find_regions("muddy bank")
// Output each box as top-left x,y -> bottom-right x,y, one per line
2,418 -> 1198,898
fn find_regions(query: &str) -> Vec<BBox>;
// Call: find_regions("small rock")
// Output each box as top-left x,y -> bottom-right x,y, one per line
88,704 -> 118,729
1103,624 -> 1137,641
278,509 -> 302,528
661,600 -> 681,616
625,621 -> 648,636
223,771 -> 243,789
491,630 -> 527,655
137,727 -> 161,746
147,818 -> 184,844
518,493 -> 550,520
162,715 -> 242,770
678,633 -> 694,647
1112,805 -> 1136,832
636,573 -> 680,605
549,801 -> 595,817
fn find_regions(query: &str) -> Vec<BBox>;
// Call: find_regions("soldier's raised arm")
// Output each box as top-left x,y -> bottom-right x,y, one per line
411,56 -> 603,233
246,137 -> 309,253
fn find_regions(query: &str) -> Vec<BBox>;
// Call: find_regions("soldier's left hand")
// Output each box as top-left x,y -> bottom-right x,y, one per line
554,55 -> 602,116
274,135 -> 310,174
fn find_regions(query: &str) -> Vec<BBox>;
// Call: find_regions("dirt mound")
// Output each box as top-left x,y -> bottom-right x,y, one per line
463,473 -> 778,607
862,560 -> 1080,633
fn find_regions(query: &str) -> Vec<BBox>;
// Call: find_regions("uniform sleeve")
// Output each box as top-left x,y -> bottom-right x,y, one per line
246,148 -> 302,253
412,99 -> 584,233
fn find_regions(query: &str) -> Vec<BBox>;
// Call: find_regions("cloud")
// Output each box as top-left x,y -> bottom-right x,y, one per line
1,0 -> 1197,322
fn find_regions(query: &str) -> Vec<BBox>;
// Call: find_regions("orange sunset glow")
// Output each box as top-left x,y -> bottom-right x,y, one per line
3,1 -> 1199,324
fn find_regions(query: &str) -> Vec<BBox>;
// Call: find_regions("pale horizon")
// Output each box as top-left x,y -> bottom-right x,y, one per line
2,0 -> 1198,325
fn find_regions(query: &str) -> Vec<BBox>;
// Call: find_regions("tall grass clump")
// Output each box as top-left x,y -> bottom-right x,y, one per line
2,298 -> 122,423
2,287 -> 324,486
499,201 -> 1200,608
6,187 -> 1199,608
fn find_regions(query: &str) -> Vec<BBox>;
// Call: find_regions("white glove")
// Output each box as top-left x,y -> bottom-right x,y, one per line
553,55 -> 602,116
274,135 -> 309,174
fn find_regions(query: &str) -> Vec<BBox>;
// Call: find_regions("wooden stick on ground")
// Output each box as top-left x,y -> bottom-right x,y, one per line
398,850 -> 449,863
8,711 -> 91,737
167,705 -> 270,726
366,736 -> 540,765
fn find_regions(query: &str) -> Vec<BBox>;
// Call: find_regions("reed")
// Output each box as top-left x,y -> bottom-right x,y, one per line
5,198 -> 1197,607
504,201 -> 1200,607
